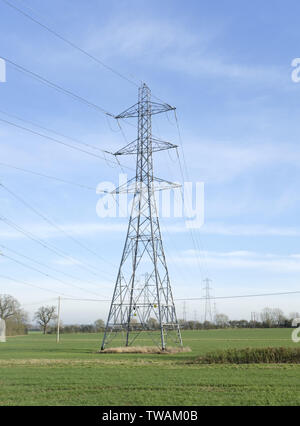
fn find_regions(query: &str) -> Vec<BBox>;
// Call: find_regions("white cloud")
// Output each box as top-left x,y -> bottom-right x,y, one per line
172,249 -> 300,273
0,221 -> 127,240
186,138 -> 300,184
85,18 -> 283,84
2,220 -> 300,240
53,258 -> 83,267
200,222 -> 300,237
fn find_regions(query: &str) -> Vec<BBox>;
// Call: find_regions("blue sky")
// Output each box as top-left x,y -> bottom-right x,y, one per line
0,0 -> 300,323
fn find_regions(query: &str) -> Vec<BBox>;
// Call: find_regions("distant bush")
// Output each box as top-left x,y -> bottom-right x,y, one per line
47,323 -> 102,334
194,347 -> 300,364
6,317 -> 28,336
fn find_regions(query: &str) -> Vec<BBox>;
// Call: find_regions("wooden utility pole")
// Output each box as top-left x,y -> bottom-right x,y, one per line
56,296 -> 61,344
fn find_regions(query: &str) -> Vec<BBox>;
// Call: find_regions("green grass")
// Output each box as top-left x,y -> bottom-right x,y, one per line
0,329 -> 300,406
196,346 -> 300,364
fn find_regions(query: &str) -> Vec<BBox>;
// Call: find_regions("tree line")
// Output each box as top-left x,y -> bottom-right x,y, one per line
179,308 -> 299,329
1,294 -> 299,335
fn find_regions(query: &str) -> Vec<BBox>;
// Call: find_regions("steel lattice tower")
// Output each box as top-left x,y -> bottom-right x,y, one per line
101,83 -> 183,350
203,278 -> 213,323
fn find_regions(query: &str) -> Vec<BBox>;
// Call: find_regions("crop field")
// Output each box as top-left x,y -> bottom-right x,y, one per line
0,328 -> 300,406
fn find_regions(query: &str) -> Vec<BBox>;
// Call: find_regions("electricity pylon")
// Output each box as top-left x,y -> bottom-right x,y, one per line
101,83 -> 183,350
203,278 -> 213,323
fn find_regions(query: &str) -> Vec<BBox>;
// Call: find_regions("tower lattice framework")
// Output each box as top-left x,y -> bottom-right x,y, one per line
101,83 -> 183,350
203,278 -> 213,323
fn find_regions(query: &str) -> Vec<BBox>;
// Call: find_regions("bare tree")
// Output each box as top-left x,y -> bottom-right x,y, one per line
0,295 -> 29,336
94,319 -> 105,332
272,308 -> 285,326
0,295 -> 21,319
260,307 -> 273,327
34,306 -> 57,334
215,314 -> 229,328
261,307 -> 286,327
289,312 -> 300,320
147,317 -> 159,329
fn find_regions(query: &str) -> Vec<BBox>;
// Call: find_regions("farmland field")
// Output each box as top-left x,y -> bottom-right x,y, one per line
0,328 -> 300,406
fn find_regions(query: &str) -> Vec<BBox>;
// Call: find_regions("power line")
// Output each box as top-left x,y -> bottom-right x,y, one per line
21,298 -> 57,307
1,252 -> 103,297
0,62 -> 163,170
0,117 -> 105,160
0,162 -> 96,191
1,0 -> 140,88
1,0 -> 172,106
0,58 -> 156,143
175,290 -> 300,301
158,222 -> 192,283
0,165 -> 134,279
174,111 -> 210,282
1,1 -> 176,134
2,56 -> 114,117
175,148 -> 206,281
0,181 -> 119,273
55,289 -> 300,303
60,297 -> 110,303
0,243 -> 110,294
0,108 -> 134,173
0,108 -> 112,154
0,273 -> 75,298
0,116 -> 113,163
0,215 -> 107,278
0,116 -> 134,172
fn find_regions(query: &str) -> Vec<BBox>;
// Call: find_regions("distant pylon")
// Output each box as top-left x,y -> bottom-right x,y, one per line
101,83 -> 183,350
212,301 -> 217,324
203,278 -> 213,323
251,312 -> 257,327
182,301 -> 187,322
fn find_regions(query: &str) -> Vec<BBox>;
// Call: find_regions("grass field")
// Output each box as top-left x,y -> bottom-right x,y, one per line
0,328 -> 300,406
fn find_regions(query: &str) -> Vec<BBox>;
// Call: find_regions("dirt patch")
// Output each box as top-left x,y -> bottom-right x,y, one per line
99,346 -> 191,354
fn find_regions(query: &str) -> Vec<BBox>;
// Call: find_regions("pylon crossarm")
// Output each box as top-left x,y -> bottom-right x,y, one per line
110,177 -> 180,194
114,138 -> 177,156
151,138 -> 178,153
152,177 -> 181,191
114,139 -> 139,156
115,101 -> 175,119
